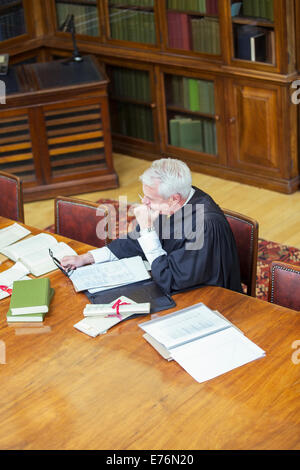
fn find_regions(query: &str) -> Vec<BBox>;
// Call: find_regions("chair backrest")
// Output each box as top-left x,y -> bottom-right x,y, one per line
0,171 -> 24,222
268,261 -> 300,311
55,196 -> 109,248
222,208 -> 259,297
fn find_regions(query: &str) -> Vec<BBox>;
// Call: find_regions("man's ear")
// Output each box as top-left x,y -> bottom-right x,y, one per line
171,193 -> 182,204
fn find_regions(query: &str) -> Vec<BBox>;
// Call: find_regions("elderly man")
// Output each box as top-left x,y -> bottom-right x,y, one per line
61,158 -> 242,295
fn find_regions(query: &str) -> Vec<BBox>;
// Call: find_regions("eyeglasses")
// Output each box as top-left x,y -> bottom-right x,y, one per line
48,249 -> 74,277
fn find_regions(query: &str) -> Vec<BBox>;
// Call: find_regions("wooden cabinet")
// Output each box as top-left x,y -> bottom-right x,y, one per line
0,0 -> 298,193
0,56 -> 118,201
224,77 -> 298,192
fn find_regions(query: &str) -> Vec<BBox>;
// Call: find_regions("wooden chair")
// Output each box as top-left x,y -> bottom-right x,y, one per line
222,208 -> 259,297
54,196 -> 109,248
268,261 -> 300,311
0,171 -> 24,222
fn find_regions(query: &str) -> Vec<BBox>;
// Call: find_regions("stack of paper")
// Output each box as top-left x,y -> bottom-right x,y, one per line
69,256 -> 151,293
74,296 -> 150,338
7,278 -> 55,323
0,233 -> 77,276
0,223 -> 31,250
139,302 -> 266,383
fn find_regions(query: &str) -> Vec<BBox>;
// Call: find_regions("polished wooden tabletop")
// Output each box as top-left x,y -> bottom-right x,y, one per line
0,217 -> 299,450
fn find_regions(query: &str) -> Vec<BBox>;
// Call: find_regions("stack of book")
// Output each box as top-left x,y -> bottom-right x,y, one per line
169,116 -> 217,154
7,278 -> 54,323
74,296 -> 150,338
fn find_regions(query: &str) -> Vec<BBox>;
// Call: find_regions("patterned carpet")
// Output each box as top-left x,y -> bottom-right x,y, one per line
48,198 -> 300,302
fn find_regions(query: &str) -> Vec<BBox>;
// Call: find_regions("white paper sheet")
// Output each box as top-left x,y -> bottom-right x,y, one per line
171,327 -> 265,383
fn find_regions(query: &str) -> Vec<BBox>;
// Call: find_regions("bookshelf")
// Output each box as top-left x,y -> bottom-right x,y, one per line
0,0 -> 298,194
164,0 -> 220,55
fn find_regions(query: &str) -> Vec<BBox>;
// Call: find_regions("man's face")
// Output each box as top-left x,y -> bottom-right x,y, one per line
141,182 -> 172,215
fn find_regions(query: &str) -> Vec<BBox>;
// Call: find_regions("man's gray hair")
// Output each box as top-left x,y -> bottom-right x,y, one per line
140,158 -> 192,199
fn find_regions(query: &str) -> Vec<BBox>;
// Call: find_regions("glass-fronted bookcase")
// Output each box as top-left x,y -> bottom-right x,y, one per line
0,0 -> 298,193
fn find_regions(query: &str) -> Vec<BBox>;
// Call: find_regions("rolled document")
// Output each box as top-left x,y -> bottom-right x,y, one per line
83,302 -> 151,317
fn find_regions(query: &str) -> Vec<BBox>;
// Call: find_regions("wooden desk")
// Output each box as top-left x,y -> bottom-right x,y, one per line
0,56 -> 118,201
0,217 -> 299,450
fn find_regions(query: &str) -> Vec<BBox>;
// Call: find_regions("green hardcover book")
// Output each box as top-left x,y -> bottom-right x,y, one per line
198,80 -> 210,114
10,278 -> 51,315
7,288 -> 55,322
188,78 -> 200,111
182,77 -> 190,109
252,0 -> 260,18
242,0 -> 253,17
179,119 -> 204,152
266,0 -> 274,21
169,119 -> 180,146
203,119 -> 215,154
259,0 -> 267,19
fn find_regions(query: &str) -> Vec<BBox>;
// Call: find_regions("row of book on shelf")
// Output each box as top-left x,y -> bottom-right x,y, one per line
169,76 -> 215,114
168,0 -> 218,15
109,0 -> 154,6
241,0 -> 274,21
112,67 -> 151,103
114,102 -> 154,142
169,116 -> 217,155
168,11 -> 220,54
110,7 -> 156,43
56,1 -> 99,36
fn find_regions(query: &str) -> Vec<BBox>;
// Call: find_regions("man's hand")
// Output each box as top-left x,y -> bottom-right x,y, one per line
134,204 -> 159,231
61,252 -> 94,270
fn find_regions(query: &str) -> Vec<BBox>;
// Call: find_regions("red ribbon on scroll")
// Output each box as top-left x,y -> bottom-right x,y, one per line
107,299 -> 131,320
0,285 -> 12,295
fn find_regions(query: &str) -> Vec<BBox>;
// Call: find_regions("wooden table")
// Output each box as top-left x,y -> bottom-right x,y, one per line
0,217 -> 299,450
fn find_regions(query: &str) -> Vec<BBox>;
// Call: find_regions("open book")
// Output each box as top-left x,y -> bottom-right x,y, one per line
0,223 -> 31,250
139,303 -> 265,383
0,233 -> 77,276
69,256 -> 151,293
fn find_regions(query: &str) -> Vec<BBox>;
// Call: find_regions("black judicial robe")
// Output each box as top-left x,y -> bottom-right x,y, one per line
108,187 -> 243,295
